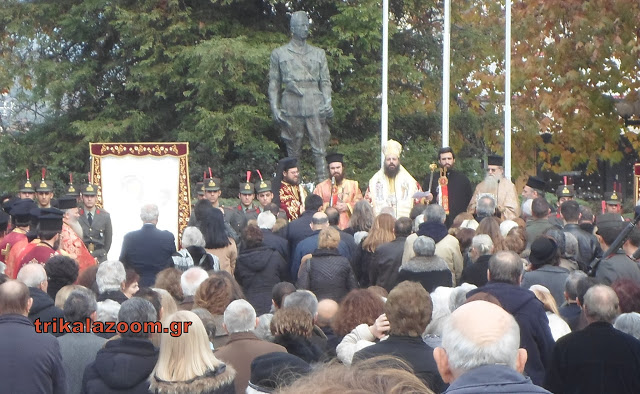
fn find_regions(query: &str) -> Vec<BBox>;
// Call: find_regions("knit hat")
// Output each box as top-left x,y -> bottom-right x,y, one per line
529,237 -> 558,267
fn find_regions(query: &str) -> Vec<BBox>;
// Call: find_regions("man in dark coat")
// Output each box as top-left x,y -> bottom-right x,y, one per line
354,281 -> 447,393
0,280 -> 66,394
119,203 -> 176,287
560,200 -> 601,269
16,262 -> 64,335
82,298 -> 159,394
235,225 -> 289,315
256,211 -> 289,263
546,285 -> 640,393
434,300 -> 550,394
423,147 -> 473,228
525,198 -> 557,248
467,251 -> 555,386
215,300 -> 287,394
279,194 -> 324,259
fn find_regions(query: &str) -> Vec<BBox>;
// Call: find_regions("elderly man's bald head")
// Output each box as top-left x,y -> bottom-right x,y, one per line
316,299 -> 339,327
0,280 -> 32,316
434,300 -> 526,383
311,212 -> 329,231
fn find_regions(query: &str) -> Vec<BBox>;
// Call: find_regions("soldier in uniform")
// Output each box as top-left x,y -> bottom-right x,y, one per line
78,184 -> 112,262
249,177 -> 287,221
16,208 -> 64,271
269,11 -> 334,182
17,172 -> 36,201
604,190 -> 623,214
549,183 -> 575,227
313,153 -> 363,230
228,176 -> 260,235
35,169 -> 55,209
200,176 -> 240,241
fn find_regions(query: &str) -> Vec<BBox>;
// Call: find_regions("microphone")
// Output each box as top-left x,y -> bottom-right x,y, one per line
330,176 -> 336,207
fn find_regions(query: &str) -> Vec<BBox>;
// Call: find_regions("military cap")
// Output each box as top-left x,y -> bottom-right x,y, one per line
239,181 -> 254,195
82,184 -> 98,196
325,152 -> 344,165
255,179 -> 272,194
279,157 -> 298,172
487,154 -> 504,167
66,183 -> 80,197
19,178 -> 35,193
595,212 -> 624,233
604,191 -> 622,205
204,177 -> 221,192
57,196 -> 78,210
38,208 -> 64,232
195,181 -> 204,196
556,184 -> 575,198
526,176 -> 546,191
36,178 -> 53,192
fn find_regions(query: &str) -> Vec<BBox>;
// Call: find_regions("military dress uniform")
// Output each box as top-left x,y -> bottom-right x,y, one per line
228,180 -> 259,234
78,184 -> 112,262
246,179 -> 288,222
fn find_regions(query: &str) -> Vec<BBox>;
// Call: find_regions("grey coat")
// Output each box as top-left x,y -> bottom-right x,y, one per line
58,332 -> 107,394
521,265 -> 569,307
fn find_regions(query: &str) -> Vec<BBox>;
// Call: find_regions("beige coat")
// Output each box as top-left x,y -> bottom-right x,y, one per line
467,177 -> 520,220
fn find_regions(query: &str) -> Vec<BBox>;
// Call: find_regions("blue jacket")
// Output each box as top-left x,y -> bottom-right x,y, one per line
445,364 -> 551,393
119,223 -> 176,287
291,230 -> 352,278
467,282 -> 554,386
0,314 -> 66,394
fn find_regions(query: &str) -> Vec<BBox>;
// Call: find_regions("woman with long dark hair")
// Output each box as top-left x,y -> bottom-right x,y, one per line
200,208 -> 237,274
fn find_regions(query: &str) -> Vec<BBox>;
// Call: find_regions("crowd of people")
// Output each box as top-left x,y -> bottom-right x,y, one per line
1,143 -> 640,393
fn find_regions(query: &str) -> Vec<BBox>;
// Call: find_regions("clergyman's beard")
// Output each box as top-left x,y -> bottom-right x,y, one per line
66,218 -> 84,239
482,175 -> 499,191
284,175 -> 299,186
332,172 -> 344,184
384,164 -> 400,178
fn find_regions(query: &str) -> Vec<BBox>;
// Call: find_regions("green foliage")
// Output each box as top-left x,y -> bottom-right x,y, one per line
1,0 -> 637,198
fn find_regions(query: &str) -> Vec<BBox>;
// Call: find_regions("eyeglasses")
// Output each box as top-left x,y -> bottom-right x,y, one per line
487,168 -> 499,173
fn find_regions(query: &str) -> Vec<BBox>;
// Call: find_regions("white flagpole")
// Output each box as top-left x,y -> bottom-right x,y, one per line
442,0 -> 451,147
381,0 -> 389,166
504,0 -> 512,178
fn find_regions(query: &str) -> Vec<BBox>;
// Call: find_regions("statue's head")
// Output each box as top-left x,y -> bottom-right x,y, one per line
290,11 -> 309,40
